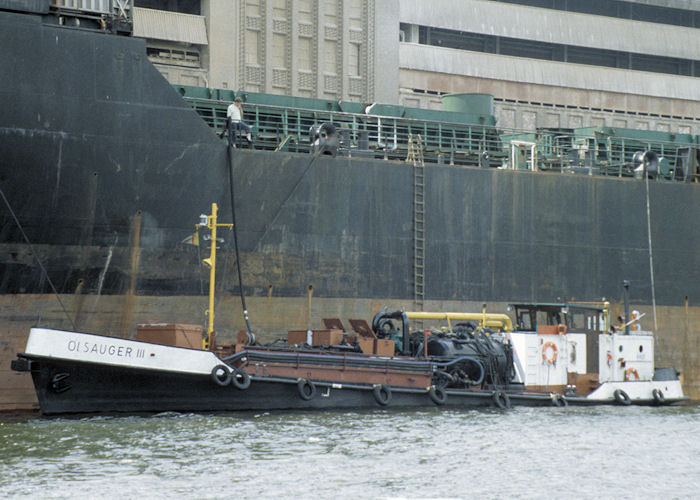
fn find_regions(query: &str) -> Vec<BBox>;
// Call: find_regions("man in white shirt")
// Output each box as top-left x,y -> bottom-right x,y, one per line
226,97 -> 253,146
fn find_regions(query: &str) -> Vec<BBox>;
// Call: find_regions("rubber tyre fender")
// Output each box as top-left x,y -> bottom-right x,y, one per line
613,389 -> 632,405
492,390 -> 511,409
429,385 -> 447,406
297,379 -> 317,401
211,365 -> 232,387
373,384 -> 392,406
551,394 -> 568,407
652,388 -> 666,405
231,368 -> 251,390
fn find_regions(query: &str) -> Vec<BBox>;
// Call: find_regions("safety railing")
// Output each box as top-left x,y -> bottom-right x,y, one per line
185,95 -> 504,167
502,128 -> 699,181
50,0 -> 131,22
180,88 -> 699,182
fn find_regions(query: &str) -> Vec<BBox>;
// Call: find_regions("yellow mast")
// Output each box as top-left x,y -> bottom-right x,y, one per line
200,203 -> 232,350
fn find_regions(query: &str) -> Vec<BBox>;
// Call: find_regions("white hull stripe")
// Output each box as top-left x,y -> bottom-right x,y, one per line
24,328 -> 222,376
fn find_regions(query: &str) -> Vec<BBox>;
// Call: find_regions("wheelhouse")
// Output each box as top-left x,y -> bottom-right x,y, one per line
511,302 -> 610,334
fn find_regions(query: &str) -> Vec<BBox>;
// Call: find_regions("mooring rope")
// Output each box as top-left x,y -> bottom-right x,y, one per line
226,141 -> 252,333
0,185 -> 77,331
644,172 -> 658,340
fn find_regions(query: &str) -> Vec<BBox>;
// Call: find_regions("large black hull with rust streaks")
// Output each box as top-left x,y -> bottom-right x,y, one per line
23,355 -> 560,415
1,9 -> 699,314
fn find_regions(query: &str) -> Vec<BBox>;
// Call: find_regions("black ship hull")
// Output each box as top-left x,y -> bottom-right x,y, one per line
2,8 -> 698,308
25,356 -> 536,415
13,326 -> 553,415
18,343 -> 685,416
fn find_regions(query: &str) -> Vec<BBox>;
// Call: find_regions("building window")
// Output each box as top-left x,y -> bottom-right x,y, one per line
483,0 -> 700,28
349,43 -> 361,77
412,26 -> 699,78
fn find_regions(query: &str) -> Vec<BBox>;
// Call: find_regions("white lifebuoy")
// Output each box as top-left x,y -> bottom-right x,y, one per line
625,367 -> 640,381
542,342 -> 558,365
630,310 -> 640,331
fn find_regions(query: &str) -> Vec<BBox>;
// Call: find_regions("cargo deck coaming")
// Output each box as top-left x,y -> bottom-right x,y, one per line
0,9 -> 698,410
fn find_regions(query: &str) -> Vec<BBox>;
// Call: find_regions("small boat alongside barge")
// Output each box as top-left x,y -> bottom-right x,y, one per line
10,303 -> 687,415
11,205 -> 687,415
506,301 -> 686,406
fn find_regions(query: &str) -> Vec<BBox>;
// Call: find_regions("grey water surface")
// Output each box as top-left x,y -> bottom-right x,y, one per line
1,405 -> 698,499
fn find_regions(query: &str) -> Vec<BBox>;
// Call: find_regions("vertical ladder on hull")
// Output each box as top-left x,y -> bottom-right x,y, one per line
407,135 -> 425,316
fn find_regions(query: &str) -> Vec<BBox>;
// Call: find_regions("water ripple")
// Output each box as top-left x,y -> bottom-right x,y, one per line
1,405 -> 698,499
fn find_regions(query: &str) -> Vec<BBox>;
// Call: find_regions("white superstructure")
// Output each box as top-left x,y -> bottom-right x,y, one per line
508,302 -> 686,404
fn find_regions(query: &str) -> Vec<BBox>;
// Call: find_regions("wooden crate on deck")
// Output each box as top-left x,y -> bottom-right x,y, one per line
374,339 -> 395,356
311,329 -> 344,346
288,330 -> 309,345
287,329 -> 344,346
357,338 -> 374,354
136,323 -> 203,349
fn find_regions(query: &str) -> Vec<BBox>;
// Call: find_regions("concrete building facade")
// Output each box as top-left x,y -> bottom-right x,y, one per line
133,0 -> 700,133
